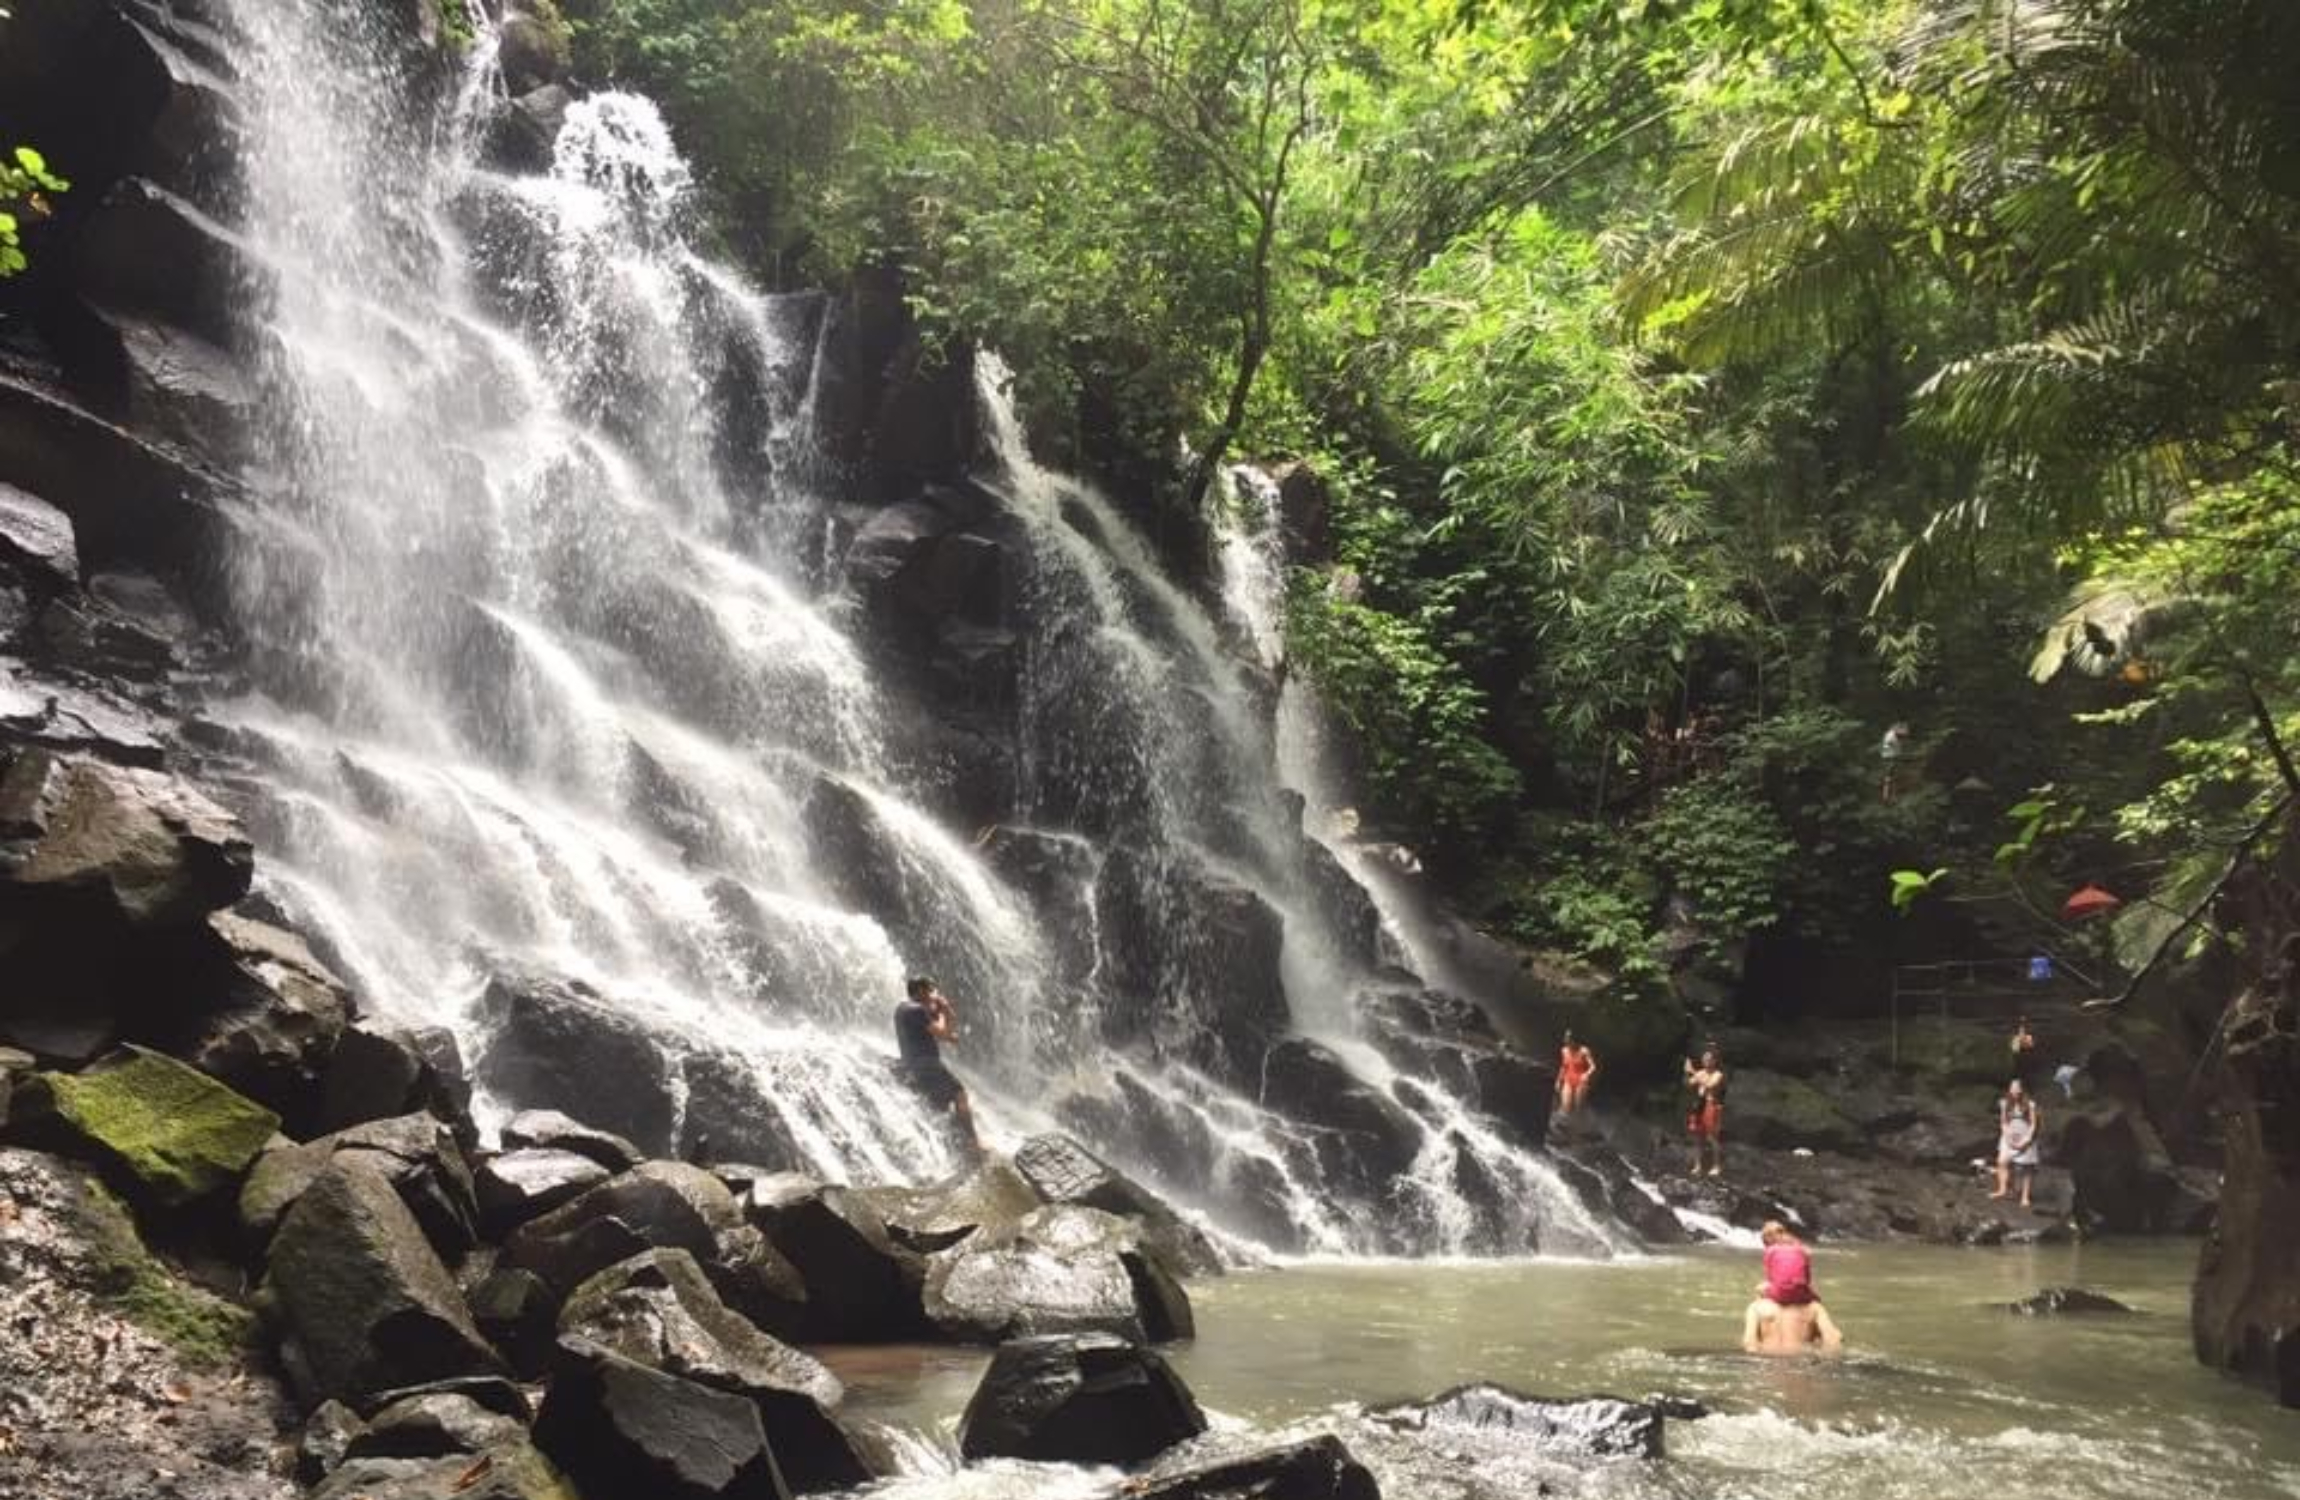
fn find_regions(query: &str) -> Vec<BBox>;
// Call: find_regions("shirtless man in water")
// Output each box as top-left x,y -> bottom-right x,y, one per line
1742,1296 -> 1845,1355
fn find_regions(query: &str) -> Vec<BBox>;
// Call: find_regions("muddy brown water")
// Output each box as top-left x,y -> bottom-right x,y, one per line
830,1240 -> 2300,1499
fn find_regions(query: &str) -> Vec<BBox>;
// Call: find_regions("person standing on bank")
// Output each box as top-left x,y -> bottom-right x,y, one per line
895,976 -> 983,1156
1556,1030 -> 1599,1116
1685,1045 -> 1728,1177
1992,1078 -> 2041,1208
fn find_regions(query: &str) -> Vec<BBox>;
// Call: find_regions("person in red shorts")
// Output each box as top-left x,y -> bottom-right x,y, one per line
1684,1044 -> 1727,1177
1555,1030 -> 1599,1116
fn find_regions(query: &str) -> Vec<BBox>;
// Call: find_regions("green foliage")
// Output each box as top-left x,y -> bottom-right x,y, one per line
1887,866 -> 1948,913
0,144 -> 68,277
435,0 -> 476,49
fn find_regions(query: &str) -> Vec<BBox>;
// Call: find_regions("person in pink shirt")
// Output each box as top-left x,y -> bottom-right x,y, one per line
1743,1220 -> 1843,1353
1756,1220 -> 1813,1306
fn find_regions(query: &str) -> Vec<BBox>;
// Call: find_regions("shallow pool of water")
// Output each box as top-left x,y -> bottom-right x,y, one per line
832,1240 -> 2300,1499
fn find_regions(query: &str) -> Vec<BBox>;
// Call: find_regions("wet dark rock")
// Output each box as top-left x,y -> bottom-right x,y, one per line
558,1248 -> 870,1492
156,910 -> 353,1125
0,482 -> 79,590
501,1166 -> 725,1298
679,1049 -> 805,1171
1133,1434 -> 1381,1500
499,1109 -> 643,1173
475,1149 -> 611,1238
468,1266 -> 557,1379
748,1176 -> 928,1341
1097,853 -> 1289,1087
0,749 -> 251,928
497,4 -> 572,94
2006,1287 -> 2137,1316
1259,1038 -> 1422,1196
75,178 -> 257,348
533,1337 -> 790,1500
317,1022 -> 476,1146
924,1202 -> 1194,1344
706,1222 -> 810,1342
241,1113 -> 479,1258
480,84 -> 572,175
262,1157 -> 504,1406
1011,1132 -> 1222,1275
474,972 -> 676,1155
1723,1069 -> 1867,1155
97,309 -> 256,470
957,1331 -> 1207,1465
1371,1383 -> 1663,1461
0,373 -> 226,579
348,1392 -> 528,1459
17,1045 -> 278,1207
2063,1104 -> 2212,1234
860,1156 -> 1045,1255
1303,839 -> 1382,968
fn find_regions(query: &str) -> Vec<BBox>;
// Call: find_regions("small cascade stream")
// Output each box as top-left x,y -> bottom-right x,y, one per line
204,0 -> 1619,1256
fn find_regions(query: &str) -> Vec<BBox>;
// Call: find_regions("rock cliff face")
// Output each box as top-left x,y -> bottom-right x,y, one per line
2192,825 -> 2300,1406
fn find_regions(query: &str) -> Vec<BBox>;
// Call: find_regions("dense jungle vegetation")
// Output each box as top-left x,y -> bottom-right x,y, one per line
560,0 -> 2300,1042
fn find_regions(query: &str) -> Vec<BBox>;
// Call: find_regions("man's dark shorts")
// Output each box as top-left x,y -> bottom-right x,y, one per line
899,1060 -> 967,1111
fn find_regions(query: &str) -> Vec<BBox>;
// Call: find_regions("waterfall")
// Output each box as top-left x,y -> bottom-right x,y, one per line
207,0 -> 1622,1255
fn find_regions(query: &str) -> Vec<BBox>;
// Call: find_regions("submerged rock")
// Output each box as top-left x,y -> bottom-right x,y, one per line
2006,1287 -> 2138,1316
19,1045 -> 277,1207
1371,1383 -> 1664,1460
1134,1434 -> 1381,1500
958,1331 -> 1206,1465
533,1338 -> 789,1500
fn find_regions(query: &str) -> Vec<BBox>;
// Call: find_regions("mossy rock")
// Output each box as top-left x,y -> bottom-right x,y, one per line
76,1176 -> 257,1367
1577,988 -> 1690,1083
1727,1069 -> 1866,1153
23,1045 -> 280,1207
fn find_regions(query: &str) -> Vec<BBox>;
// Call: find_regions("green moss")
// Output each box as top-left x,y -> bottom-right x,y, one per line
436,0 -> 475,50
77,1179 -> 257,1369
27,1047 -> 280,1207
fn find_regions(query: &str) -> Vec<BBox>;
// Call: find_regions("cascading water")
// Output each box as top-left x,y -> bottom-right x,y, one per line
208,0 -> 1622,1255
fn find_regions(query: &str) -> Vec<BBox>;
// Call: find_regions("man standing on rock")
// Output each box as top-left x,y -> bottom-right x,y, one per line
1685,1045 -> 1727,1177
895,976 -> 983,1157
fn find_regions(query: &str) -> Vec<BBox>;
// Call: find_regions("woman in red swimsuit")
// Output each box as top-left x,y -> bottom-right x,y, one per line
1556,1030 -> 1598,1116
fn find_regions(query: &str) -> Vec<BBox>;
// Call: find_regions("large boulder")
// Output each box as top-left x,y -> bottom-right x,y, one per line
474,973 -> 676,1155
18,1045 -> 277,1207
532,1338 -> 790,1500
0,750 -> 251,928
474,1149 -> 611,1239
263,1157 -> 504,1406
748,1177 -> 927,1341
558,1249 -> 870,1493
1723,1070 -> 1867,1155
2007,1287 -> 2137,1316
1371,1383 -> 1664,1460
152,910 -> 353,1125
240,1113 -> 479,1257
348,1392 -> 528,1460
924,1203 -> 1193,1344
1011,1133 -> 1221,1275
957,1332 -> 1206,1465
2062,1105 -> 2209,1234
502,1165 -> 730,1297
1133,1435 -> 1381,1500
317,1022 -> 475,1144
499,1110 -> 642,1173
